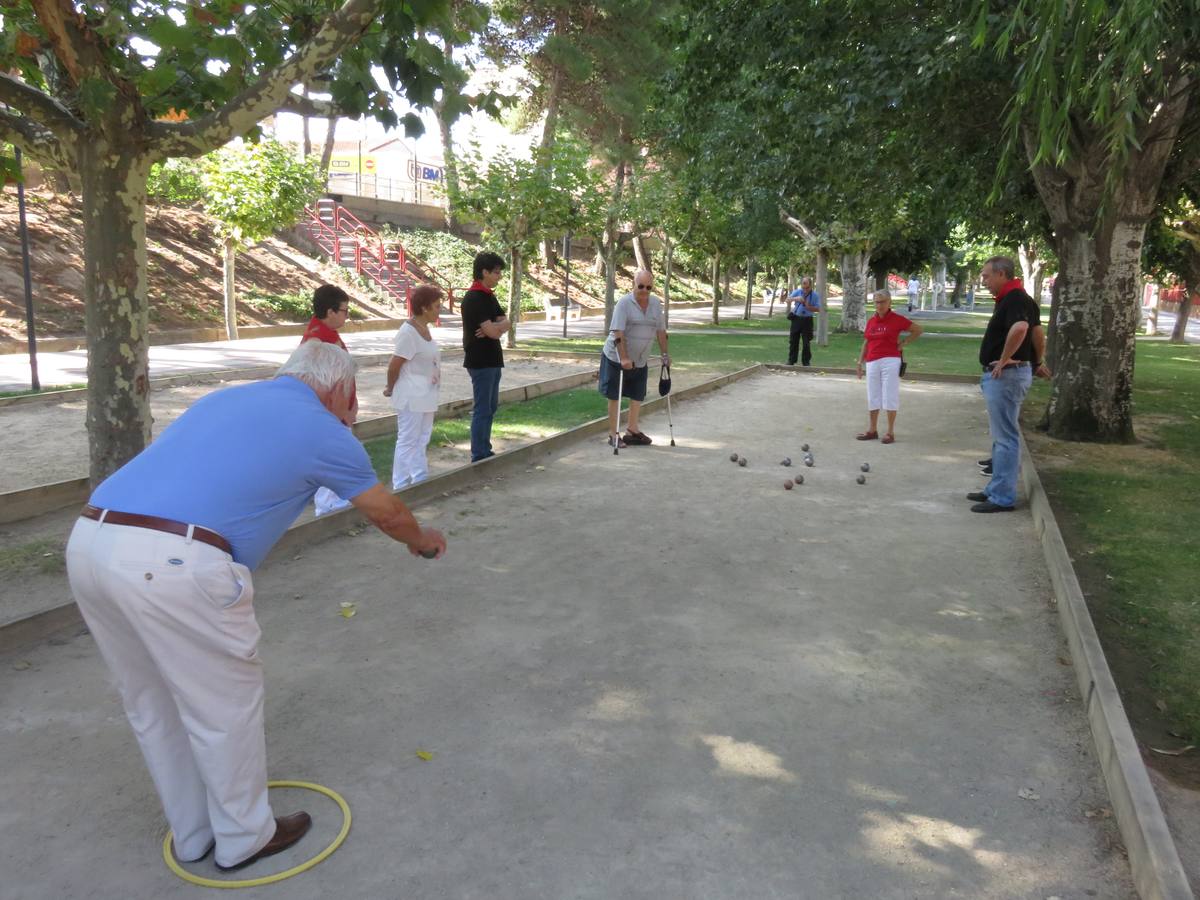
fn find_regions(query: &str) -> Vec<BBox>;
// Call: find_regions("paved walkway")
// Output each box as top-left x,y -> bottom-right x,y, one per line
0,301 -> 766,392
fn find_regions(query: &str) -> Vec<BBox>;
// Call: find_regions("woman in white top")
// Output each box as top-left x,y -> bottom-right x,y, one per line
383,284 -> 443,489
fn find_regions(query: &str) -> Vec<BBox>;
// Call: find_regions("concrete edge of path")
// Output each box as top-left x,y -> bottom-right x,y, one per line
0,364 -> 761,654
0,347 -> 476,410
1021,443 -> 1195,900
0,361 -> 595,524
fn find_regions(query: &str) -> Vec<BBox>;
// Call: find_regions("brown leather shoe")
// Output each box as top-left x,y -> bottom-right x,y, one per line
215,812 -> 312,872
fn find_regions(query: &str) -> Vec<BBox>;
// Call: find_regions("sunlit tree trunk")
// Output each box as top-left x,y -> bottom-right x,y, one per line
223,237 -> 238,340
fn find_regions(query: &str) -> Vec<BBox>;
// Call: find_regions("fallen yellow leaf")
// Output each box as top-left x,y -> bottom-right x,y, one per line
415,750 -> 434,761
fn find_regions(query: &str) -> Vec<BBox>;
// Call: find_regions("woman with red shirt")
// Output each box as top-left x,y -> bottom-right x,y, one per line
855,289 -> 922,443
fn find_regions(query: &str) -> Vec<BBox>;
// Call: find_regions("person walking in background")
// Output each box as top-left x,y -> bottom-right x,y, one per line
856,289 -> 922,444
460,252 -> 509,463
300,284 -> 357,516
786,277 -> 820,366
384,285 -> 443,489
906,275 -> 920,312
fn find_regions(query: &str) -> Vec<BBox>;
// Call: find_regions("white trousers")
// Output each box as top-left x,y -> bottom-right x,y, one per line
313,486 -> 352,517
65,516 -> 275,868
866,357 -> 902,411
392,409 -> 435,490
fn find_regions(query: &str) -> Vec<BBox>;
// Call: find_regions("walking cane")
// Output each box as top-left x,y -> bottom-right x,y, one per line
659,360 -> 675,446
614,365 -> 624,456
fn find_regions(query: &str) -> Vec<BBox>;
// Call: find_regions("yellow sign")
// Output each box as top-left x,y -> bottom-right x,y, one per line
328,154 -> 378,174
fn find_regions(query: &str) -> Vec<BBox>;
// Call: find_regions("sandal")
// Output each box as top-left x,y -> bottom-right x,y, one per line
881,434 -> 895,444
856,431 -> 879,441
609,435 -> 627,449
625,431 -> 653,445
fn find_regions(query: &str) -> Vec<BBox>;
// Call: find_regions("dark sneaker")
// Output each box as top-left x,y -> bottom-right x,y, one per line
979,463 -> 992,477
966,491 -> 988,502
971,501 -> 1015,513
978,457 -> 992,468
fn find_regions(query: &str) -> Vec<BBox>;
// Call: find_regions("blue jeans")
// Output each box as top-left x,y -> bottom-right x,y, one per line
469,367 -> 502,462
980,366 -> 1033,507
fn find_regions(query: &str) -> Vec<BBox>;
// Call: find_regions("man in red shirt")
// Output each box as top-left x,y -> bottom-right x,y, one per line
301,284 -> 358,515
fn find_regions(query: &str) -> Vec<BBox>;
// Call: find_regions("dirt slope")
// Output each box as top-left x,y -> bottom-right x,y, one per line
0,189 -> 360,348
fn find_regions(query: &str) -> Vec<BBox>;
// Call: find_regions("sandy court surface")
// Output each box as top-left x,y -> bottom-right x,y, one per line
0,355 -> 593,493
0,372 -> 1134,898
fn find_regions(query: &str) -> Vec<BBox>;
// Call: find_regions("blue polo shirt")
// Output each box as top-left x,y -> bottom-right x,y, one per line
788,289 -> 820,318
89,377 -> 380,570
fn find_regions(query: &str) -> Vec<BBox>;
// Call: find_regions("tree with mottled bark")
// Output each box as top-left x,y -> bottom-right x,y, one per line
976,0 -> 1200,441
0,0 -> 493,483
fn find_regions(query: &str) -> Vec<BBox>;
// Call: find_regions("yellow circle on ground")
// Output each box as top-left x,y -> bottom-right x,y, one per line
161,780 -> 352,889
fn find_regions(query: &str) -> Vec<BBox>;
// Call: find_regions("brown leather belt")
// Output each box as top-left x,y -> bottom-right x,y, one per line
81,505 -> 232,555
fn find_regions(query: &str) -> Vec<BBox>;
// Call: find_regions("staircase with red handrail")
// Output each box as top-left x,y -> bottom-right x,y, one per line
302,199 -> 457,318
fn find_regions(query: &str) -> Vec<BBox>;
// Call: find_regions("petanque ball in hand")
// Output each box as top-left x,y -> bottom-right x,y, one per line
420,548 -> 438,559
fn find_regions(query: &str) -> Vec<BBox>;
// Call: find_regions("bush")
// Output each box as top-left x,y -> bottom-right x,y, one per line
242,290 -> 312,322
148,158 -> 207,205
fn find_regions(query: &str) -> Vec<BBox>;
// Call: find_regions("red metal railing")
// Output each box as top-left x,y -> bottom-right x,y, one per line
303,200 -> 457,317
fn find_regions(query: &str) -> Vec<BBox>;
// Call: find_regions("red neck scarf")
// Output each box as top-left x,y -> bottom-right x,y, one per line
301,316 -> 346,349
994,278 -> 1025,302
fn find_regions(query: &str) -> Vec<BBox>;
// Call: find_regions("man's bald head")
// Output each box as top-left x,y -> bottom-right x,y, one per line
633,271 -> 654,294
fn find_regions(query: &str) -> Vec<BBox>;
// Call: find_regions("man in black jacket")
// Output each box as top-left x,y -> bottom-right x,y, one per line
460,252 -> 509,462
968,256 -> 1052,513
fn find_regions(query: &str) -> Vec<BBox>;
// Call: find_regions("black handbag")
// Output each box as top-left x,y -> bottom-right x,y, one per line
658,362 -> 672,396
899,355 -> 908,378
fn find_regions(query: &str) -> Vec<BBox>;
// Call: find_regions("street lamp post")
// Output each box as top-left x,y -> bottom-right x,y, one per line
14,148 -> 39,391
562,232 -> 571,339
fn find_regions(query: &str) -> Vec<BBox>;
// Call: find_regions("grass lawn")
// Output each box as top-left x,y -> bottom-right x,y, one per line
1025,341 -> 1200,746
525,330 -> 986,377
671,306 -> 996,335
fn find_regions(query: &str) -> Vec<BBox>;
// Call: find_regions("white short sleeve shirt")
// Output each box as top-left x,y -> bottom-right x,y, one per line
390,322 -> 441,413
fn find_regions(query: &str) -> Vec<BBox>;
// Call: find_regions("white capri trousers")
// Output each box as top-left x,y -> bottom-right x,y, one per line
866,356 -> 902,411
65,515 -> 275,868
392,409 -> 436,490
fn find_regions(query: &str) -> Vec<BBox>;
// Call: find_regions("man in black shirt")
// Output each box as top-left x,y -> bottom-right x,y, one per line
461,252 -> 509,462
968,256 -> 1051,513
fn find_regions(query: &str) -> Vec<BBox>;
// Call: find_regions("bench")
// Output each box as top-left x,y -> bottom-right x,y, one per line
542,295 -> 584,321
